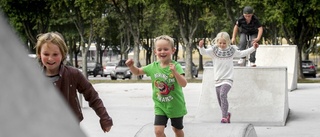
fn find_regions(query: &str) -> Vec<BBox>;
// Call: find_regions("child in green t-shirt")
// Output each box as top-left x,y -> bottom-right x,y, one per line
126,35 -> 187,137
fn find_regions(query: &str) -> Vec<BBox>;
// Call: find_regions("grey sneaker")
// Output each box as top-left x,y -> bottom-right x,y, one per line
238,59 -> 244,64
250,62 -> 256,67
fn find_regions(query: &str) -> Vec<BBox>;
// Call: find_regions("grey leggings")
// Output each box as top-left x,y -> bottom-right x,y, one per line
216,84 -> 231,118
239,33 -> 257,63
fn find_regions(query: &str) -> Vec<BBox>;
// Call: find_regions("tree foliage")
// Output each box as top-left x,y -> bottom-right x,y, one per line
0,0 -> 52,51
1,0 -> 320,79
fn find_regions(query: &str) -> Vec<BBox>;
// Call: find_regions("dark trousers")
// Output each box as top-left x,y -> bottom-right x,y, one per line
238,33 -> 257,63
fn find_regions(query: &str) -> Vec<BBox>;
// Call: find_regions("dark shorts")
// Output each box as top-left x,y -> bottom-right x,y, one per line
154,115 -> 184,130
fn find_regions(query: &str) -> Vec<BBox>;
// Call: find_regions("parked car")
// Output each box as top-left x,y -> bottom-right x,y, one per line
110,60 -> 131,80
103,62 -> 117,77
28,54 -> 37,59
301,60 -> 317,78
204,60 -> 213,67
110,60 -> 143,80
177,61 -> 198,78
87,61 -> 103,77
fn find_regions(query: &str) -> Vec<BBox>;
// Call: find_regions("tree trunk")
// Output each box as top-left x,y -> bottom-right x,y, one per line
132,35 -> 141,80
81,41 -> 88,78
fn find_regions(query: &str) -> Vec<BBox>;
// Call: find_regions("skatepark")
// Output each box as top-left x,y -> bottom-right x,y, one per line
80,45 -> 319,137
80,83 -> 320,137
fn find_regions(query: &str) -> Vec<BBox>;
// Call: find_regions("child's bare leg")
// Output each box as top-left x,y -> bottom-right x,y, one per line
172,127 -> 184,137
154,125 -> 166,137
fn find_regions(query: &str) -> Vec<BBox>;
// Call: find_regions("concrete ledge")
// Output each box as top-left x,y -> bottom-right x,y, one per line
135,123 -> 257,137
255,45 -> 298,90
195,67 -> 289,126
0,14 -> 86,136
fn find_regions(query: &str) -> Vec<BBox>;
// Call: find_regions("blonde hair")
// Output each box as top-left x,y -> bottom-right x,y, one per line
154,35 -> 174,48
213,32 -> 231,46
35,32 -> 68,62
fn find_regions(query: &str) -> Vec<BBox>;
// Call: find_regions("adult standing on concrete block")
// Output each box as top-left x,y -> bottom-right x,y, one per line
198,32 -> 259,123
35,32 -> 113,133
231,6 -> 263,67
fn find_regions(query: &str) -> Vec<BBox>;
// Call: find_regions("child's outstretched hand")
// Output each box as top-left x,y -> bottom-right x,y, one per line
125,59 -> 134,67
198,39 -> 204,48
253,42 -> 259,49
104,126 -> 112,133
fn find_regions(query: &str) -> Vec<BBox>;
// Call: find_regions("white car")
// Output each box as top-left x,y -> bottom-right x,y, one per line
103,62 -> 117,77
28,54 -> 37,59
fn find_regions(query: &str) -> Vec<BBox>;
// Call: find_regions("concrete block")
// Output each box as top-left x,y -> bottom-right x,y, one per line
255,45 -> 298,90
195,67 -> 289,126
0,13 -> 86,137
135,123 -> 257,137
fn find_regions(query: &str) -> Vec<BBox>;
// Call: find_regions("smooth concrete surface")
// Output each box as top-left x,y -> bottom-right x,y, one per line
255,45 -> 298,90
0,13 -> 86,137
80,83 -> 320,137
195,67 -> 289,126
135,123 -> 257,137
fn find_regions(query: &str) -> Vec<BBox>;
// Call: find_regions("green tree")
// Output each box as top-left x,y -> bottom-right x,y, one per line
52,0 -> 107,77
94,6 -> 121,64
0,0 -> 52,52
140,1 -> 178,65
111,0 -> 146,80
262,0 -> 320,78
196,0 -> 239,70
49,1 -> 80,67
166,0 -> 206,79
234,0 -> 320,78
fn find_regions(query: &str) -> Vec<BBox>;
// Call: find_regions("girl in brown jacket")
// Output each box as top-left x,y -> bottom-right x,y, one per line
35,32 -> 113,133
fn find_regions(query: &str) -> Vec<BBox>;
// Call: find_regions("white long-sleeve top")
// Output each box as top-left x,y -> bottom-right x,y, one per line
199,45 -> 255,87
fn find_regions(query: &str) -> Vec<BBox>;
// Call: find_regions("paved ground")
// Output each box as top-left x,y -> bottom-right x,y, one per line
80,83 -> 320,137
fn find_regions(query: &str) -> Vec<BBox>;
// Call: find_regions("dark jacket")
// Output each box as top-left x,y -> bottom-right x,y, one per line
236,15 -> 262,35
51,64 -> 113,130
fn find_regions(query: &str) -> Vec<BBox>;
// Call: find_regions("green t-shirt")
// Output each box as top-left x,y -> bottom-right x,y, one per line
143,61 -> 187,118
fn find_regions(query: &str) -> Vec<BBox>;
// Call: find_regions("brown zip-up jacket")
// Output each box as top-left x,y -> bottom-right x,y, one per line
51,64 -> 113,131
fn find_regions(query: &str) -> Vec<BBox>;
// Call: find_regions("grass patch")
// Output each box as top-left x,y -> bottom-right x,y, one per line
90,79 -> 151,84
89,79 -> 203,84
90,78 -> 319,84
298,78 -> 320,83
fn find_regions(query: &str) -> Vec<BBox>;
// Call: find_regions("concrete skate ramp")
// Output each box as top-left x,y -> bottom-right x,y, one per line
195,67 -> 289,126
255,45 -> 298,90
0,13 -> 86,137
135,123 -> 257,137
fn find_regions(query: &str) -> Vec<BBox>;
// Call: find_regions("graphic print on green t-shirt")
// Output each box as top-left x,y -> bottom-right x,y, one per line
154,73 -> 175,102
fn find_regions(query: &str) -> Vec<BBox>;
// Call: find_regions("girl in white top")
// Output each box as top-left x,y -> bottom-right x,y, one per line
198,32 -> 259,123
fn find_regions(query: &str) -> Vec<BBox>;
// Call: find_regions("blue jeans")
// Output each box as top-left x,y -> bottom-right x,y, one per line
239,33 -> 257,63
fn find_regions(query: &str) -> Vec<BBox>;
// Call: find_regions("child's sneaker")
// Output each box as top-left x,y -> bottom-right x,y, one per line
238,59 -> 244,64
227,112 -> 231,123
221,118 -> 228,123
250,62 -> 256,67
